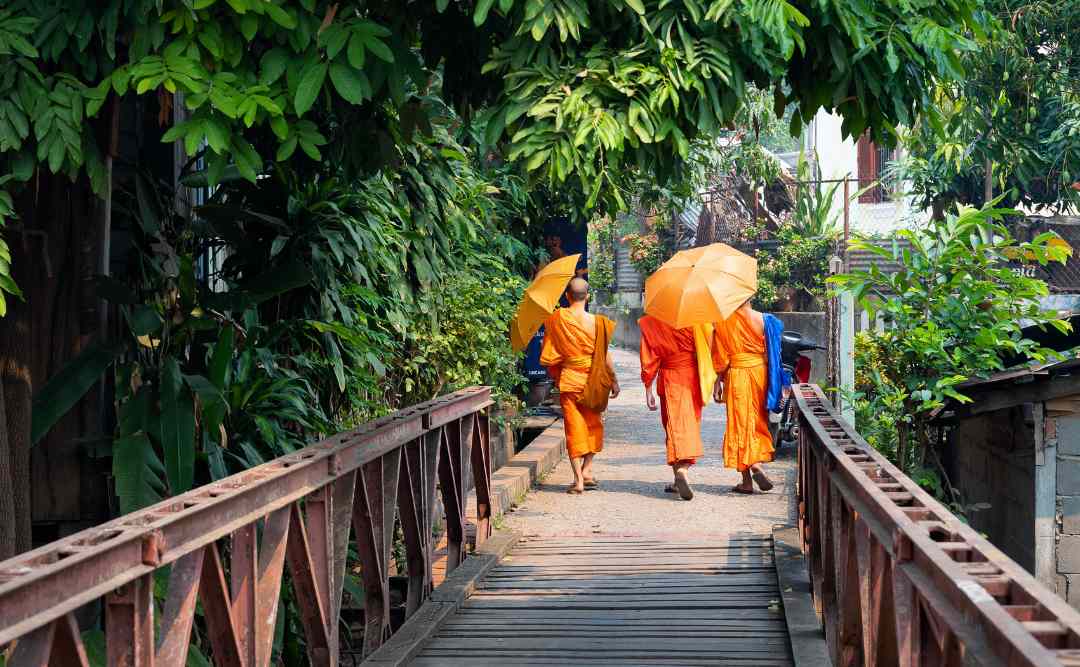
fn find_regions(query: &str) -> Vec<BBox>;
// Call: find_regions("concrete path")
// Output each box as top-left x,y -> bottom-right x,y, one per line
505,348 -> 797,537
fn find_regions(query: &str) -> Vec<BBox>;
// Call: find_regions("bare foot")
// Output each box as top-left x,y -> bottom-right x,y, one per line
674,471 -> 694,500
750,467 -> 774,492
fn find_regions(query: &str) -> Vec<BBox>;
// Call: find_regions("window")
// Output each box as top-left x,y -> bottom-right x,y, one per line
856,134 -> 897,203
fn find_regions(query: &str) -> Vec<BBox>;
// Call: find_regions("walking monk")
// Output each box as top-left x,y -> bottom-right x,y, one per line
541,278 -> 620,494
712,300 -> 787,494
638,316 -> 714,500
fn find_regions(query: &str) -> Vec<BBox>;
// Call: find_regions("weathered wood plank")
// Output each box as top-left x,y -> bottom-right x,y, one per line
395,533 -> 795,665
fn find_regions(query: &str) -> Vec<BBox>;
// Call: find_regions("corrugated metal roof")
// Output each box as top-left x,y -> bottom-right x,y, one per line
846,239 -> 912,275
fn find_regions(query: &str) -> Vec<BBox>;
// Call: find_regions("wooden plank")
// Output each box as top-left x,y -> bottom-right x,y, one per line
439,626 -> 790,635
393,533 -> 795,666
473,585 -> 780,595
480,576 -> 775,585
411,659 -> 793,667
443,618 -> 788,628
421,638 -> 792,651
416,650 -> 794,661
364,530 -> 519,666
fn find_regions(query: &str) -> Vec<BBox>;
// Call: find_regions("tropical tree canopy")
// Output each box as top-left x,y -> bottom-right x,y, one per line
895,0 -> 1080,214
1,0 -> 987,210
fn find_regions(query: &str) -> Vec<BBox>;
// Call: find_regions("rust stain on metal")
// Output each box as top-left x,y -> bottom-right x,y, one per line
0,387 -> 493,664
795,383 -> 1080,666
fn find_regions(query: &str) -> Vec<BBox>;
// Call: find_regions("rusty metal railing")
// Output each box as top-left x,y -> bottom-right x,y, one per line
795,383 -> 1080,666
0,386 -> 493,665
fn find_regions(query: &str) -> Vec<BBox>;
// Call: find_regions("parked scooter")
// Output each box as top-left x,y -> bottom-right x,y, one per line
772,331 -> 825,450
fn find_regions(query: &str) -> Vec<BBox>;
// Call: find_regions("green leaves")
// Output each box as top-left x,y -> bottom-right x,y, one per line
30,342 -> 123,445
0,9 -> 38,57
329,63 -> 372,105
837,200 -> 1071,472
294,61 -> 327,116
159,357 -> 196,495
113,433 -> 166,514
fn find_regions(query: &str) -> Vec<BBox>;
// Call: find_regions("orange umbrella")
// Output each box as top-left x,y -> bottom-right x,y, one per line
644,243 -> 757,328
510,253 -> 581,352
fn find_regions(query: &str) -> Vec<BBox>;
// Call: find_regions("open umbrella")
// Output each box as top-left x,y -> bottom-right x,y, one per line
644,243 -> 757,328
510,253 -> 581,352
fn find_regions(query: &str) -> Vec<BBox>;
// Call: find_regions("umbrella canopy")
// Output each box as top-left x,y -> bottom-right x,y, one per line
510,253 -> 581,352
644,243 -> 757,329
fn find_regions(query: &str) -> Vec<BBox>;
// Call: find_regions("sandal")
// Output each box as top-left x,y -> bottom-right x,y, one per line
751,469 -> 774,492
732,485 -> 754,495
584,479 -> 599,489
674,473 -> 694,501
566,487 -> 584,495
664,484 -> 677,494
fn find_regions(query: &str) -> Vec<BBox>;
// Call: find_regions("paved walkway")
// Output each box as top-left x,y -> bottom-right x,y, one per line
505,347 -> 797,537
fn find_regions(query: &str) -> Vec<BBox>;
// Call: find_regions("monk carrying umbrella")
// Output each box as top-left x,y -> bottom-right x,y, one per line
644,243 -> 787,495
540,279 -> 619,494
510,259 -> 619,494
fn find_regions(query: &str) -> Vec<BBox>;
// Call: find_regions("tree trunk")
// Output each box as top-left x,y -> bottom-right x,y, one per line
0,373 -> 16,558
897,421 -> 909,474
0,183 -> 39,555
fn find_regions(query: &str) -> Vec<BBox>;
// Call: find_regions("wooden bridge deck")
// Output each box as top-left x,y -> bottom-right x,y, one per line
407,534 -> 795,666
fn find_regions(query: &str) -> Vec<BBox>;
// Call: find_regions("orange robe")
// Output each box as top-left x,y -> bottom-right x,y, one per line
638,316 -> 704,466
540,308 -> 616,459
712,309 -> 773,471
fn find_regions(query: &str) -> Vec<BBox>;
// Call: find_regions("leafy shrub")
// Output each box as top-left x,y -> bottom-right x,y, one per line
754,218 -> 835,312
833,201 -> 1071,491
587,215 -> 617,304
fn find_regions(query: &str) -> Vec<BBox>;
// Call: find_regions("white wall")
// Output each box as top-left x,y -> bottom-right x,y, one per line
808,110 -> 925,236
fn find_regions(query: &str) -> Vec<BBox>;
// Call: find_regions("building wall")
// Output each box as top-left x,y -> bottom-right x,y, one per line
808,110 -> 925,236
946,407 -> 1037,572
1055,414 -> 1080,607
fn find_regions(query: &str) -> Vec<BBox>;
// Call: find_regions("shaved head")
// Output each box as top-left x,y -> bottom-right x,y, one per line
566,277 -> 589,303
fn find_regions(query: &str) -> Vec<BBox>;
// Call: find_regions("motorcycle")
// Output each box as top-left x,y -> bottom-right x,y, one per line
772,331 -> 826,449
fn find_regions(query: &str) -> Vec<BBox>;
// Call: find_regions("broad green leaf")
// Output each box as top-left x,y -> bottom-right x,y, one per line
474,0 -> 495,25
265,4 -> 296,29
113,432 -> 165,514
31,342 -> 123,445
329,62 -> 371,104
294,61 -> 328,116
259,48 -> 289,85
127,305 -> 161,335
346,33 -> 366,69
160,357 -> 196,494
363,35 -> 394,63
275,135 -> 298,161
323,333 -> 345,392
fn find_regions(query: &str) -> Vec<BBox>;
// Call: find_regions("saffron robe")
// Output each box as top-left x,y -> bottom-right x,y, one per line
712,309 -> 774,471
638,315 -> 705,466
540,308 -> 616,459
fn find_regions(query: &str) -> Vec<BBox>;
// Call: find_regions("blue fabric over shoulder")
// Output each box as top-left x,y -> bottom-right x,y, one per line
763,313 -> 790,413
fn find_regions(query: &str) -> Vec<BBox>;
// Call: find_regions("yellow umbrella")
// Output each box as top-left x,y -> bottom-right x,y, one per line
644,243 -> 757,328
510,253 -> 581,352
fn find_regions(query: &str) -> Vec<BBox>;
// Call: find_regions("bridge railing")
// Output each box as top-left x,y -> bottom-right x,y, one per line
0,386 -> 493,666
795,383 -> 1080,666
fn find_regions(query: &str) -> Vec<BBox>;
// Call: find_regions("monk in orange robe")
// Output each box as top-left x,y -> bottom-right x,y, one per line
639,315 -> 706,500
712,301 -> 775,494
540,278 -> 619,494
